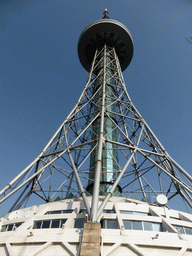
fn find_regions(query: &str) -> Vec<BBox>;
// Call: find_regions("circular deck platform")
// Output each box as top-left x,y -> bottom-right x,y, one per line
78,19 -> 134,72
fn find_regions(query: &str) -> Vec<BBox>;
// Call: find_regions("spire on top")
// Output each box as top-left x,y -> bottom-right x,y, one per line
103,8 -> 109,19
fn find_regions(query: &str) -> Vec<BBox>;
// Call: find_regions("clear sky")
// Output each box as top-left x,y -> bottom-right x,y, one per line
0,0 -> 192,215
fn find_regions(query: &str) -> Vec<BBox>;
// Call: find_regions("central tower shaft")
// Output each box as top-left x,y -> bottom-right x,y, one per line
87,45 -> 120,196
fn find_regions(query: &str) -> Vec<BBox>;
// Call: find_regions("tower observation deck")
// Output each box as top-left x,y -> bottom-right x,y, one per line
1,10 -> 192,256
78,10 -> 133,72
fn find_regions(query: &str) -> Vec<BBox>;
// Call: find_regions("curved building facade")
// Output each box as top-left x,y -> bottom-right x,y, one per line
0,197 -> 192,255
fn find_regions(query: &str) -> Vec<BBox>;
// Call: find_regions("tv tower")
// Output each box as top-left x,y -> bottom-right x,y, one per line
0,10 -> 192,256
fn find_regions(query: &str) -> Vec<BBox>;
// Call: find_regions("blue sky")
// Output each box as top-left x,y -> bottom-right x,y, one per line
0,0 -> 192,215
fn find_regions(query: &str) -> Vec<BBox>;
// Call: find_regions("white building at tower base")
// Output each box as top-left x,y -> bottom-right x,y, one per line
0,196 -> 192,256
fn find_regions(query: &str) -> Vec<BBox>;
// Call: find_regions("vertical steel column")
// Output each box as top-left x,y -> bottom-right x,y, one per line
90,45 -> 107,222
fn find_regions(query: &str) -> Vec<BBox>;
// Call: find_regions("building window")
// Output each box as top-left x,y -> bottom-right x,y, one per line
52,220 -> 60,228
42,220 -> 50,229
143,222 -> 153,231
101,219 -> 119,229
1,222 -> 23,232
33,219 -> 67,229
123,220 -> 162,232
74,219 -> 85,228
34,221 -> 42,229
120,210 -> 148,216
174,225 -> 192,235
185,227 -> 192,235
132,221 -> 142,230
45,209 -> 73,215
135,212 -> 149,216
123,220 -> 132,230
152,223 -> 162,232
120,210 -> 134,215
123,220 -> 142,230
174,225 -> 184,234
7,224 -> 14,232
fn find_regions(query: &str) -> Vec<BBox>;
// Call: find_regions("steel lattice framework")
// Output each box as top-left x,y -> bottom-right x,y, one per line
1,16 -> 192,222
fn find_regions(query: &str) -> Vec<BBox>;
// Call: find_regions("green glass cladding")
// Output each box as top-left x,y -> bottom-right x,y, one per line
87,47 -> 121,196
